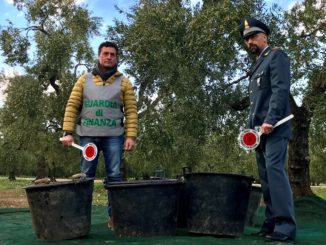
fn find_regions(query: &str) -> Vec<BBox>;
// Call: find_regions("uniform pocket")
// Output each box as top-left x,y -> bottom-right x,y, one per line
255,71 -> 269,89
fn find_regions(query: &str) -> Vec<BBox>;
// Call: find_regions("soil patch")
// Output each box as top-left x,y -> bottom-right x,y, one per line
0,189 -> 29,208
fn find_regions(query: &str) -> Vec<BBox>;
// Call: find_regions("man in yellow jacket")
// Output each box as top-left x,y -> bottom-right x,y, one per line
61,41 -> 138,229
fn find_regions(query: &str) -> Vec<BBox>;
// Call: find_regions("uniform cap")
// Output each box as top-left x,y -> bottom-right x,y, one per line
239,17 -> 270,39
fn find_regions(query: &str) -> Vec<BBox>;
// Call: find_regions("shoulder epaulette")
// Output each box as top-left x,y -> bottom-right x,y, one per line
264,51 -> 270,57
264,47 -> 281,57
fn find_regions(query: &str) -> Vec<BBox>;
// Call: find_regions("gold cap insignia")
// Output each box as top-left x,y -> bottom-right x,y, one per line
244,20 -> 249,30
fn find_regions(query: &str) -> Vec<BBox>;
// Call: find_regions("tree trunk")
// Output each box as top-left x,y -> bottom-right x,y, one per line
288,103 -> 313,198
288,62 -> 326,198
8,170 -> 16,181
35,155 -> 47,179
49,161 -> 56,182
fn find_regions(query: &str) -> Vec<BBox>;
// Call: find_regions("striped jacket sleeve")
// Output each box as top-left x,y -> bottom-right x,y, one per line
121,77 -> 138,138
62,75 -> 86,132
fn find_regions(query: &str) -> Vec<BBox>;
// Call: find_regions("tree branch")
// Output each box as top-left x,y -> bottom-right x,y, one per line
49,75 -> 60,95
300,28 -> 320,38
218,71 -> 250,92
299,22 -> 326,38
21,25 -> 49,36
74,63 -> 91,77
138,94 -> 162,119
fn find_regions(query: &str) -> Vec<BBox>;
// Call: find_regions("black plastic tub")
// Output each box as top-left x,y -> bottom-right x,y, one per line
105,179 -> 182,237
183,172 -> 253,236
177,182 -> 188,228
246,185 -> 262,226
24,178 -> 94,240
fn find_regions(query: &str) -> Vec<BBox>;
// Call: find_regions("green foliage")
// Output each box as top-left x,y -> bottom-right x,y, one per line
108,0 -> 260,178
0,26 -> 30,65
199,133 -> 258,178
0,75 -> 43,176
0,0 -> 101,78
110,0 -> 326,183
284,0 -> 326,89
0,0 -> 101,179
309,91 -> 326,185
0,0 -> 325,184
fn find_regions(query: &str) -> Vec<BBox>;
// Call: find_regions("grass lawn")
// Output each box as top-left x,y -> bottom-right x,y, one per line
0,176 -> 107,206
311,185 -> 326,199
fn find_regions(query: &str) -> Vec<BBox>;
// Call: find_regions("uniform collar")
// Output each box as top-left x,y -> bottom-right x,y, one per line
248,46 -> 271,78
257,46 -> 271,59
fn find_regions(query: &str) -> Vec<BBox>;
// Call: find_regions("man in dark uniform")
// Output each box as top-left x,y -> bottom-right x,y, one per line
239,17 -> 296,242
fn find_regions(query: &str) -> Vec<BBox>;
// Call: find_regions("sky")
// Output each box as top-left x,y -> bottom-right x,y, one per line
0,0 -> 301,106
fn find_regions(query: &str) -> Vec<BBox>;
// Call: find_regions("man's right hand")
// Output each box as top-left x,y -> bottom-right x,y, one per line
60,135 -> 74,146
260,123 -> 273,135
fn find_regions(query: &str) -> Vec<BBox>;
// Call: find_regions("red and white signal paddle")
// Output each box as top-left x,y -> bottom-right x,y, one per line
238,114 -> 294,151
60,138 -> 98,161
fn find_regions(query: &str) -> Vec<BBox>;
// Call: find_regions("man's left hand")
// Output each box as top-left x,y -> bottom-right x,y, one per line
124,137 -> 136,151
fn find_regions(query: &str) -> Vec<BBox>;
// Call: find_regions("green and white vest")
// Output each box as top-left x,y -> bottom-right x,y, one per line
76,73 -> 124,136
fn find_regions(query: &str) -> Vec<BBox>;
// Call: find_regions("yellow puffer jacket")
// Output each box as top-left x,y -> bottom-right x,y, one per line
63,71 -> 138,138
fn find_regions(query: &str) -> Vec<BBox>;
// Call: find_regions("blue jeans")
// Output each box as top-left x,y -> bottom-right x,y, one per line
80,135 -> 124,216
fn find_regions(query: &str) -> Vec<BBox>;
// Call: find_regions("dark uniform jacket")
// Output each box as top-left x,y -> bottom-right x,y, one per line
248,46 -> 292,138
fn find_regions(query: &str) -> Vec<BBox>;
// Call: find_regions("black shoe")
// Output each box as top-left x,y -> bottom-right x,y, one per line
265,231 -> 294,242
